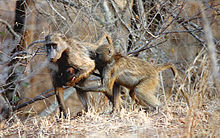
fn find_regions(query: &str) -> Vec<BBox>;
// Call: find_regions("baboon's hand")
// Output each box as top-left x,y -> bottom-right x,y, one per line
65,78 -> 75,86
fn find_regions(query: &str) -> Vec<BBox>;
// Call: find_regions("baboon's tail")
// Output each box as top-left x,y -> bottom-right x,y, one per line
155,63 -> 177,77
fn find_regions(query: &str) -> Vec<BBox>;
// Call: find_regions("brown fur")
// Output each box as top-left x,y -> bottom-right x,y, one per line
44,33 -> 111,117
78,44 -> 178,110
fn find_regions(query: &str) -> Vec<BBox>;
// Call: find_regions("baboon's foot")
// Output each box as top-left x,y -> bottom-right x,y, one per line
59,111 -> 67,119
73,110 -> 86,118
110,108 -> 121,114
76,111 -> 83,117
55,112 -> 67,122
140,106 -> 160,114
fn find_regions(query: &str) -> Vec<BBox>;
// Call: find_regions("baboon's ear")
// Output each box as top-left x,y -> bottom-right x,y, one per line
45,34 -> 51,41
60,34 -> 67,41
106,35 -> 113,45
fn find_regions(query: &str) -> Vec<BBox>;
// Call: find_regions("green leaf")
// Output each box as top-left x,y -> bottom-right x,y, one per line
0,32 -> 6,36
13,96 -> 19,102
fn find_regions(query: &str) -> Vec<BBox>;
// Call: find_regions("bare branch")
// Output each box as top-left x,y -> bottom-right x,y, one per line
46,0 -> 67,21
54,0 -> 116,26
11,84 -> 75,113
11,51 -> 28,59
0,18 -> 20,39
102,0 -> 112,22
169,11 -> 206,48
109,0 -> 133,34
12,89 -> 55,111
27,40 -> 46,49
156,1 -> 185,36
39,87 -> 75,117
54,0 -> 82,9
128,38 -> 167,56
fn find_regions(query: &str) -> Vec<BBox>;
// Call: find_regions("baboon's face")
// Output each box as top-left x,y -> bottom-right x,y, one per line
95,44 -> 115,63
45,33 -> 68,62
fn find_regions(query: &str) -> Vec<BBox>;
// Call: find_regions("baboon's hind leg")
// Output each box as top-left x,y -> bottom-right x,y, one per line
112,83 -> 121,112
134,79 -> 161,109
129,89 -> 139,103
75,88 -> 89,112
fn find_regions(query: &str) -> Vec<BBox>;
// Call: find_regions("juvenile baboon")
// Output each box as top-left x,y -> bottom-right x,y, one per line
77,44 -> 178,111
92,38 -> 121,110
43,33 -> 114,117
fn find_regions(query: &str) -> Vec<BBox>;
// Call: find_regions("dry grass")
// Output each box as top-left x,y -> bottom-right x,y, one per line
0,101 -> 219,137
0,51 -> 220,137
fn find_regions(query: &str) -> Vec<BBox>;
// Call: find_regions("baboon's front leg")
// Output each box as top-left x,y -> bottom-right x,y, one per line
75,85 -> 107,93
55,87 -> 67,118
75,84 -> 119,111
75,68 -> 115,96
75,82 -> 89,113
113,83 -> 120,112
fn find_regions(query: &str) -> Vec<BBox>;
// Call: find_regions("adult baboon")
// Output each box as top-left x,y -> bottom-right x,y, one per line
77,44 -> 178,111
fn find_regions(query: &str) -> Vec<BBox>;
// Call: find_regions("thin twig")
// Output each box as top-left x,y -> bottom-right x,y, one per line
0,18 -> 20,39
11,51 -> 28,59
46,0 -> 67,21
157,1 -> 186,36
54,0 -> 82,9
109,0 -> 134,35
128,38 -> 168,56
162,29 -> 201,35
27,40 -> 45,49
54,0 -> 116,26
169,12 -> 206,48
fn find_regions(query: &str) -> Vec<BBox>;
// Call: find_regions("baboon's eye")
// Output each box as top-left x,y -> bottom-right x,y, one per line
45,44 -> 51,52
52,44 -> 57,49
108,48 -> 111,55
46,43 -> 57,49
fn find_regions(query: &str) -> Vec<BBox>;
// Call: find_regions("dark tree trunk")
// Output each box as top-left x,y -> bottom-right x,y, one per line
4,0 -> 26,104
